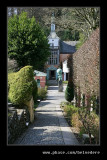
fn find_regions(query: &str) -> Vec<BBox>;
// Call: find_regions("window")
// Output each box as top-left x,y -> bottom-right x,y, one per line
48,50 -> 58,65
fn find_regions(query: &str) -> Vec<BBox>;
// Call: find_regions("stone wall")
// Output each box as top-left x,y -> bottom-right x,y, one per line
8,105 -> 30,144
72,28 -> 100,110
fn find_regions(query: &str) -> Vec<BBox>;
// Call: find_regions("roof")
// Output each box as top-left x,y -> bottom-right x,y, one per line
60,40 -> 79,54
34,70 -> 47,76
48,31 -> 59,39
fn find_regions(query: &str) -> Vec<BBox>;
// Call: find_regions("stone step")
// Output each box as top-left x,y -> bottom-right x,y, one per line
48,80 -> 58,86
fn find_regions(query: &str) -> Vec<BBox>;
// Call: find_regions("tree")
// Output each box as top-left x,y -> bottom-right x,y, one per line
72,8 -> 100,38
8,7 -> 99,41
8,12 -> 51,71
75,33 -> 86,50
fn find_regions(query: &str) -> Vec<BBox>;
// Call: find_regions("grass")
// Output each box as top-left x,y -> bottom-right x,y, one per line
63,81 -> 68,84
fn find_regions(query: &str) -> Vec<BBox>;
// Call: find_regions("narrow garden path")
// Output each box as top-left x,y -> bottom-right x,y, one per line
14,85 -> 79,145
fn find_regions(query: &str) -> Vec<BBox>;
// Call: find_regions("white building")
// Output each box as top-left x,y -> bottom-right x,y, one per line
46,13 -> 78,81
62,60 -> 69,81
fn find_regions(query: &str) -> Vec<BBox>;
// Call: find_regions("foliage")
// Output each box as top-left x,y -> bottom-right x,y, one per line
65,81 -> 74,102
32,80 -> 38,103
78,107 -> 99,144
63,104 -> 78,120
8,12 -> 51,70
90,95 -> 99,114
73,8 -> 100,36
37,86 -> 47,100
66,55 -> 75,103
8,72 -> 16,92
90,112 -> 99,144
57,29 -> 79,41
61,102 -> 99,144
8,66 -> 38,106
8,7 -> 99,41
63,81 -> 68,84
71,112 -> 82,129
76,33 -> 86,50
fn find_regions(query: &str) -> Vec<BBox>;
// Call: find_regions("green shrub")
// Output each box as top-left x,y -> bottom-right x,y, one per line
64,104 -> 78,120
71,112 -> 83,129
89,112 -> 99,144
32,79 -> 38,103
8,66 -> 38,106
65,81 -> 74,102
63,81 -> 68,84
78,108 -> 99,144
79,126 -> 86,138
8,72 -> 16,92
37,86 -> 47,100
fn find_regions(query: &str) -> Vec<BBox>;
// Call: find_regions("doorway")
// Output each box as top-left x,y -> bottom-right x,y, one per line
49,70 -> 56,80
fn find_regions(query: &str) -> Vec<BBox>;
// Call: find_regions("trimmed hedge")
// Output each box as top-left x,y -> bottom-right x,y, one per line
8,66 -> 37,106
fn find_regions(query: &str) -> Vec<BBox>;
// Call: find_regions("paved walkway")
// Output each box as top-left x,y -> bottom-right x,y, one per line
14,85 -> 79,145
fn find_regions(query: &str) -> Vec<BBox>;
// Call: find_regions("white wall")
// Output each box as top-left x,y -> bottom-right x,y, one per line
48,38 -> 59,46
63,60 -> 69,73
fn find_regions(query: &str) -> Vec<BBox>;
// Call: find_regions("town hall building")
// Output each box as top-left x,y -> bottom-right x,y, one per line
45,14 -> 78,81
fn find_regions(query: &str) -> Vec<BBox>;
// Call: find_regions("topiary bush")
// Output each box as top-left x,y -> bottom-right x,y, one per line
8,66 -> 37,106
65,81 -> 74,102
8,72 -> 16,92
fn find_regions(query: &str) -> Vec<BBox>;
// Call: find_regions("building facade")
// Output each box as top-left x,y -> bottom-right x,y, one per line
62,60 -> 69,81
45,14 -> 78,81
34,70 -> 47,88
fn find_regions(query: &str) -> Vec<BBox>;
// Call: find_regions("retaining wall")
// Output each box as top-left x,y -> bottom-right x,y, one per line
8,105 -> 30,144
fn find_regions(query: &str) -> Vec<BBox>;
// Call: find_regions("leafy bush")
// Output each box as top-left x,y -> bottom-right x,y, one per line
61,102 -> 99,144
71,112 -> 83,129
32,79 -> 38,103
63,81 -> 68,84
78,108 -> 99,144
65,81 -> 74,102
89,112 -> 99,144
8,72 -> 16,92
37,86 -> 47,100
8,66 -> 37,106
76,33 -> 86,50
63,104 -> 78,120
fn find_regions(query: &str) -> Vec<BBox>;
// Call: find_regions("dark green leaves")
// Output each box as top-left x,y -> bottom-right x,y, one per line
8,12 -> 51,70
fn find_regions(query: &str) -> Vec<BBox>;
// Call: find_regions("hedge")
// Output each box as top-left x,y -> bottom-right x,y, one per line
8,66 -> 37,106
